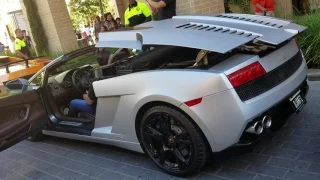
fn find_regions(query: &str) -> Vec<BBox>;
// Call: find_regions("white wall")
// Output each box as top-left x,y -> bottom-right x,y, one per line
0,0 -> 30,51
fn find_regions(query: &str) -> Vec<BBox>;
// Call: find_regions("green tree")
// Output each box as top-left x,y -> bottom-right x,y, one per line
68,0 -> 114,29
23,0 -> 49,56
228,0 -> 252,14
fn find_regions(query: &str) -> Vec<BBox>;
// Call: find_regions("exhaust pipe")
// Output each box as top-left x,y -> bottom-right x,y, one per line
246,121 -> 263,135
262,115 -> 272,128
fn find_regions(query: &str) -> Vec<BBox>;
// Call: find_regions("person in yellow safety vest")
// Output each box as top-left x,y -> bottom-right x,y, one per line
125,0 -> 152,27
14,29 -> 31,60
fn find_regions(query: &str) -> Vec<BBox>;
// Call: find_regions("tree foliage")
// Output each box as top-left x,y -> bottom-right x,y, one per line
68,0 -> 114,29
22,0 -> 48,55
293,10 -> 320,68
228,0 -> 252,14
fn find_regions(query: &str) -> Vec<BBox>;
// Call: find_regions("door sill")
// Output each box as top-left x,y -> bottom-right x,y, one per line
42,130 -> 144,153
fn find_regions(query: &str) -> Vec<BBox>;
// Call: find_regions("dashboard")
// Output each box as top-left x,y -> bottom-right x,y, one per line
61,68 -> 94,88
47,66 -> 95,100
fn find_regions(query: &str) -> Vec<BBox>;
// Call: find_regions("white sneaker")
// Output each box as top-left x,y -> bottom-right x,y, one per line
60,106 -> 69,116
63,108 -> 69,115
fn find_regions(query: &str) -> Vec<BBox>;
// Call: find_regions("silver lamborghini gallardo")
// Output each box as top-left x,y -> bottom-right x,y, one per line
0,14 -> 309,176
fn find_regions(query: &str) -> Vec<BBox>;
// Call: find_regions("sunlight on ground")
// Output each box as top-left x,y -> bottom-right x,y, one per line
0,64 -> 26,76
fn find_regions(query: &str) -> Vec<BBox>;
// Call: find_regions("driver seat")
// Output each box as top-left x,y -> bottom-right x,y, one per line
107,48 -> 130,64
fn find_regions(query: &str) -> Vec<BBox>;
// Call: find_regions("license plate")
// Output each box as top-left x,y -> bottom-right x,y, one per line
289,90 -> 306,113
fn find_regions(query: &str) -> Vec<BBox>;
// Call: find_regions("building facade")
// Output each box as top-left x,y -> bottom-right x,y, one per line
113,0 -> 225,23
2,0 -> 318,56
0,0 -> 30,52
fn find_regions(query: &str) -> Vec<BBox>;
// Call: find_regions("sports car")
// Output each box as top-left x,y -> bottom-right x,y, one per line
0,14 -> 309,176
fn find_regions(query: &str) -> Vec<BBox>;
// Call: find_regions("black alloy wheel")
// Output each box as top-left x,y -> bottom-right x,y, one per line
140,106 -> 210,176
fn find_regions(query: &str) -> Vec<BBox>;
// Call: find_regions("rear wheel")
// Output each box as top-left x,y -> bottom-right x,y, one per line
139,106 -> 210,176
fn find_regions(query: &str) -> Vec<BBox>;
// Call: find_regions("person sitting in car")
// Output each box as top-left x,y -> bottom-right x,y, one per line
61,47 -> 111,117
67,86 -> 97,117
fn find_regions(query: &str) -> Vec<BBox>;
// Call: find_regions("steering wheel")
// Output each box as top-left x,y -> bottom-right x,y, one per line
72,68 -> 95,94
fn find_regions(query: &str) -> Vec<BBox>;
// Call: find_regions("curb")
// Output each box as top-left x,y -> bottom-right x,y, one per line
307,69 -> 320,81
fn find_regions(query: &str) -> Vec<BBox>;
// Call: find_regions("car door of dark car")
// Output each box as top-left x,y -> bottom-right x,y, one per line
0,81 -> 47,151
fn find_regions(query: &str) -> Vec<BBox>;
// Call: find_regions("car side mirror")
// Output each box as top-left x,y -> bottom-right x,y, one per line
5,78 -> 29,92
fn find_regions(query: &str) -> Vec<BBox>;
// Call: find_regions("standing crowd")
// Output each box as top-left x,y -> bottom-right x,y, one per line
93,12 -> 123,43
89,0 -> 274,44
93,0 -> 176,43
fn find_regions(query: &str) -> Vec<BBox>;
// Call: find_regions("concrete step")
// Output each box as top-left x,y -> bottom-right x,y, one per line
308,69 -> 320,81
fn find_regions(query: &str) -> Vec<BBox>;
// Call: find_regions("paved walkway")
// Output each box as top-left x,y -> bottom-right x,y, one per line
0,81 -> 320,180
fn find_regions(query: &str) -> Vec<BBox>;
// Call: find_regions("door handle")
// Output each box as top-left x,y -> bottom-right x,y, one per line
18,108 -> 28,119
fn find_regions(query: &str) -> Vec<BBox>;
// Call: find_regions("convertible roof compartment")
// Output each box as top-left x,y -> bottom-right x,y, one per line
96,14 -> 307,53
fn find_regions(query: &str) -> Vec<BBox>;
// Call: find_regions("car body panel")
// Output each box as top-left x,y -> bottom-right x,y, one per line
180,54 -> 307,152
91,70 -> 229,151
93,70 -> 228,102
42,129 -> 143,152
97,14 -> 305,53
0,88 -> 47,151
211,39 -> 299,75
239,57 -> 307,120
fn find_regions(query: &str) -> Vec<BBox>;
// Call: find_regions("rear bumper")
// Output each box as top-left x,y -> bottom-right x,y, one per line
235,78 -> 309,147
180,52 -> 308,152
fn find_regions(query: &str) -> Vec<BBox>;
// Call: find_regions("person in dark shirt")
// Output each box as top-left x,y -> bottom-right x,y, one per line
67,85 -> 97,117
146,0 -> 176,20
22,30 -> 31,48
64,46 -> 111,117
116,18 -> 125,28
76,30 -> 82,39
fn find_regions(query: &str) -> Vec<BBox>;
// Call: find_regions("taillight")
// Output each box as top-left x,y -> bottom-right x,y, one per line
185,98 -> 202,107
227,61 -> 266,88
294,38 -> 300,49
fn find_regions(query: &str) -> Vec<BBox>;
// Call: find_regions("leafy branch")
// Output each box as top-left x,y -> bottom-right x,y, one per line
228,0 -> 252,14
68,0 -> 114,29
22,0 -> 48,55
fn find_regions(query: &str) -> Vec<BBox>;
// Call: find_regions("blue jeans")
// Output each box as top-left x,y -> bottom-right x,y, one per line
68,99 -> 95,117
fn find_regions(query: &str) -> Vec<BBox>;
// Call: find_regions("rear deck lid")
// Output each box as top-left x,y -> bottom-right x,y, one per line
96,14 -> 306,53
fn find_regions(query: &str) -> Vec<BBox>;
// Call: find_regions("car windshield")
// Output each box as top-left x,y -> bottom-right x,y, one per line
55,52 -> 96,74
51,47 -> 119,76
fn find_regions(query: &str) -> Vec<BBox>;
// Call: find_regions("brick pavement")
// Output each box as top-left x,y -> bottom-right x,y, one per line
0,81 -> 320,180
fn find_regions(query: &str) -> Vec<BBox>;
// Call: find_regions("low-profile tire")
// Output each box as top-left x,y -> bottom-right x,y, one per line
28,131 -> 45,142
139,105 -> 210,177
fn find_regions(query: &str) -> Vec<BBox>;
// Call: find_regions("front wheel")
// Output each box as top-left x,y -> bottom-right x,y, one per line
139,106 -> 210,176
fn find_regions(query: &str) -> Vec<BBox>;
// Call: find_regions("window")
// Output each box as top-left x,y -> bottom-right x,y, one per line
0,78 -> 35,98
49,51 -> 98,76
0,83 -> 10,98
30,72 -> 44,86
56,53 -> 97,74
48,47 -> 121,76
